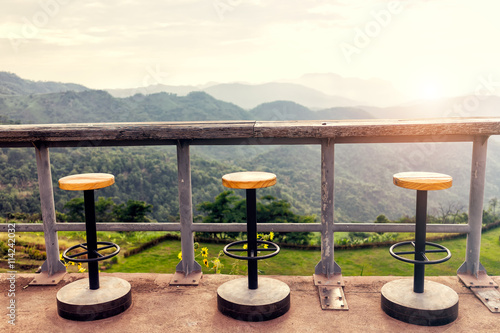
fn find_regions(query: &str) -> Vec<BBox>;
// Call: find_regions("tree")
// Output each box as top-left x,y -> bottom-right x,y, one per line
64,198 -> 85,222
434,202 -> 465,224
489,198 -> 498,217
113,200 -> 153,222
257,195 -> 314,245
375,214 -> 390,223
374,214 -> 391,234
95,196 -> 115,222
197,190 -> 244,239
196,192 -> 314,244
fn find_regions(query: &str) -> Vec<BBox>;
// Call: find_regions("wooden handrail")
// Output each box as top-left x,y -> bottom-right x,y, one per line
0,118 -> 499,147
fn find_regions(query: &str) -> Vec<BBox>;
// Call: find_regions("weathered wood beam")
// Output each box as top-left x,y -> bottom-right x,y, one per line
0,121 -> 256,145
253,118 -> 500,139
0,118 -> 499,147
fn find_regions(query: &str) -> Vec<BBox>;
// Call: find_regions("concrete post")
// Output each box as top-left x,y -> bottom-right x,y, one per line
35,143 -> 66,275
458,136 -> 489,277
315,139 -> 341,276
175,141 -> 201,275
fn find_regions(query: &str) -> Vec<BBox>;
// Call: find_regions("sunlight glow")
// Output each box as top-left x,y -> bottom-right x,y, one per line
419,82 -> 443,100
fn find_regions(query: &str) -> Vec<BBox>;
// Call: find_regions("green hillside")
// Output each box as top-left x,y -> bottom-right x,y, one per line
0,90 -> 250,124
1,72 -> 499,224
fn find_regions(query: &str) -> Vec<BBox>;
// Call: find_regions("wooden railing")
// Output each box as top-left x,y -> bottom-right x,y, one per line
1,118 -> 499,280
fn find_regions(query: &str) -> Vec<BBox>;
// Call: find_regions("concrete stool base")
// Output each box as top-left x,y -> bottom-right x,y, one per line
57,276 -> 132,321
217,277 -> 290,322
381,279 -> 458,326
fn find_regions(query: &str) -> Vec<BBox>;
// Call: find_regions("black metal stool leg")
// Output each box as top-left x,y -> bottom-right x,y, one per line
414,190 -> 427,293
246,189 -> 258,290
84,189 -> 99,290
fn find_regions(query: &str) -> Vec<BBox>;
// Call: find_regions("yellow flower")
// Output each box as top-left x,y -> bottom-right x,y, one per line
213,258 -> 220,269
59,253 -> 63,261
201,247 -> 208,258
177,251 -> 182,260
263,244 -> 269,249
203,258 -> 209,268
77,263 -> 86,273
243,243 -> 248,250
269,232 -> 274,241
70,261 -> 75,266
257,233 -> 264,239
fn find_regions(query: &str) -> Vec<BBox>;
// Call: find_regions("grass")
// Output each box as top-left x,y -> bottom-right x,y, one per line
105,227 -> 500,276
2,227 -> 499,276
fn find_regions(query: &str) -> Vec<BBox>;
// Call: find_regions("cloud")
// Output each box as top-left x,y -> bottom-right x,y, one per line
0,0 -> 499,99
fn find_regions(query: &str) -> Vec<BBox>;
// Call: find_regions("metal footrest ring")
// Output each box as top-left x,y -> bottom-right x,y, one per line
389,241 -> 451,265
62,241 -> 120,263
223,240 -> 280,260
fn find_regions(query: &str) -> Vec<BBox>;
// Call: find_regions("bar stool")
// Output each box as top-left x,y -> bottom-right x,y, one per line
217,171 -> 290,321
56,173 -> 132,321
381,172 -> 458,326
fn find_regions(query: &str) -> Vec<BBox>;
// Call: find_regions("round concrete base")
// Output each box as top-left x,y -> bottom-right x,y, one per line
57,276 -> 132,321
217,277 -> 290,322
381,279 -> 458,326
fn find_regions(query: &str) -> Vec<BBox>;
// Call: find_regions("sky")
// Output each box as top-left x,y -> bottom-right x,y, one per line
1,0 -> 500,101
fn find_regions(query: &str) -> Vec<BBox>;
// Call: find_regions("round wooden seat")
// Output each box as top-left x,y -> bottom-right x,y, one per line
222,172 -> 276,189
59,173 -> 115,191
393,172 -> 452,191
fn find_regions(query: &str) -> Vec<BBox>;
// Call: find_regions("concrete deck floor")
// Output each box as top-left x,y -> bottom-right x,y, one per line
1,273 -> 498,332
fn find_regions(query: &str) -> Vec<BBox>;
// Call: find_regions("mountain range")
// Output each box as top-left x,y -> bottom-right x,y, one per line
107,73 -> 408,109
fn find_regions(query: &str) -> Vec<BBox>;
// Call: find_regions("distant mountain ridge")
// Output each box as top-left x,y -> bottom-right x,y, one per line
0,71 -> 376,123
108,81 -> 360,110
251,101 -> 373,120
0,72 -> 88,96
1,71 -> 499,124
203,82 -> 359,109
280,73 -> 409,108
106,73 -> 411,110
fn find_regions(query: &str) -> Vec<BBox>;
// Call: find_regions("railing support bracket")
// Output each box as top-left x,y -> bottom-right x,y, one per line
170,270 -> 202,286
458,269 -> 499,313
469,287 -> 500,313
29,270 -> 66,286
314,273 -> 348,310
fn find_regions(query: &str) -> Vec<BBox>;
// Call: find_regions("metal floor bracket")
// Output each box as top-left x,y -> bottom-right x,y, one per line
458,272 -> 499,313
458,270 -> 498,288
471,287 -> 500,313
29,271 -> 66,286
313,273 -> 345,287
318,285 -> 348,310
170,270 -> 202,286
313,274 -> 348,310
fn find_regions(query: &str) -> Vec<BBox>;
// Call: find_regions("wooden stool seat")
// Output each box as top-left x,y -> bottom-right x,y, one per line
393,172 -> 452,191
59,173 -> 115,191
222,172 -> 276,189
